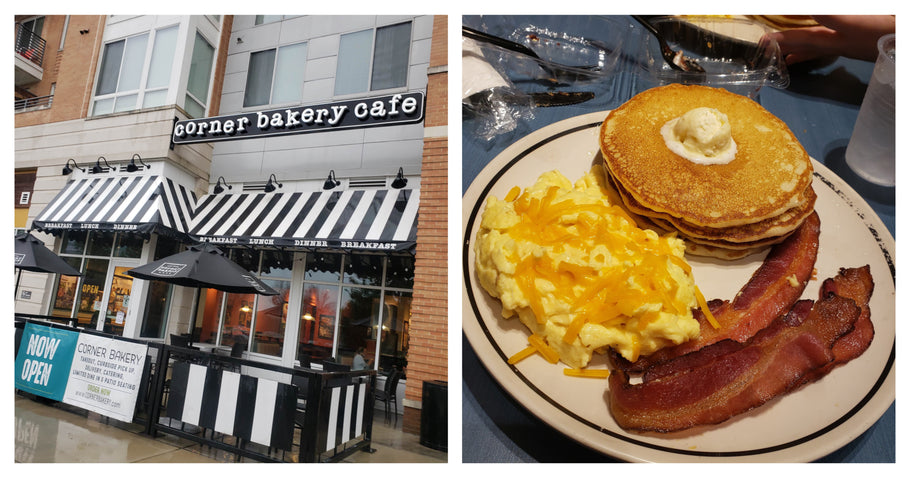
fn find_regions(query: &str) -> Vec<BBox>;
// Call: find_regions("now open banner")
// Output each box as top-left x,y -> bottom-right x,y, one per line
15,323 -> 148,422
15,323 -> 78,401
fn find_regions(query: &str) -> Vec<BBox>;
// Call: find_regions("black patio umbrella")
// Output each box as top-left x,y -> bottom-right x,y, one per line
127,243 -> 278,346
14,231 -> 81,300
126,242 -> 278,295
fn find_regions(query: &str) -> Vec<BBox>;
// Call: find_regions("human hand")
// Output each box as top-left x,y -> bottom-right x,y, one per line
766,15 -> 895,64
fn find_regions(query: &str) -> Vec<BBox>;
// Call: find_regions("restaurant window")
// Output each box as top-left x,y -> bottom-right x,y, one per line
298,252 -> 412,373
193,249 -> 292,358
243,42 -> 307,107
379,290 -> 411,371
334,22 -> 411,96
184,32 -> 215,118
92,25 -> 178,115
51,231 -> 144,333
298,253 -> 342,363
139,236 -> 180,339
338,286 -> 381,365
251,250 -> 293,356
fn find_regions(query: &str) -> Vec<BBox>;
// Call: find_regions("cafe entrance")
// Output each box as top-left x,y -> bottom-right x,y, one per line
49,230 -> 143,337
98,262 -> 137,335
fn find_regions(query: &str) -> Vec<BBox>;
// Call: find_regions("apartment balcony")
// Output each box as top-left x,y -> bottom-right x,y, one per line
15,94 -> 53,113
15,23 -> 45,86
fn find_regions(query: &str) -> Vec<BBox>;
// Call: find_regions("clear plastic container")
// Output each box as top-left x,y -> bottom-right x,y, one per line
462,15 -> 632,103
637,16 -> 789,98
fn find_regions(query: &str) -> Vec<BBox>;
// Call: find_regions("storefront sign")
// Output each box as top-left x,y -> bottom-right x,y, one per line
15,323 -> 79,401
62,333 -> 148,422
14,323 -> 148,422
172,92 -> 425,145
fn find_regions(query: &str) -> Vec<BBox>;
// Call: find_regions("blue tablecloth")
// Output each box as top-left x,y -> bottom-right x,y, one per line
461,15 -> 895,463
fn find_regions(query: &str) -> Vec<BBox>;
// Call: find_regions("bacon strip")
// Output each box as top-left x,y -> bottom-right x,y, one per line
800,266 -> 874,384
608,266 -> 872,433
614,211 -> 821,372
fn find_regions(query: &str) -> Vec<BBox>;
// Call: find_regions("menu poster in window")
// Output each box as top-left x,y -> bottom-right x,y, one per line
62,333 -> 148,422
15,323 -> 79,401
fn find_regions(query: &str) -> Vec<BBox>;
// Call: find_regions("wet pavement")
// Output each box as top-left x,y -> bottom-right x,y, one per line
14,393 -> 447,463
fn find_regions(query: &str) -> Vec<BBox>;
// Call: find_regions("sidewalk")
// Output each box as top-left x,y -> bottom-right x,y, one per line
14,394 -> 447,463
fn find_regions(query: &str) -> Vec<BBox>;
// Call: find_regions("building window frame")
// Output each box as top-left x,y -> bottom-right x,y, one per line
242,41 -> 308,108
334,21 -> 412,97
184,31 -> 216,118
90,24 -> 179,116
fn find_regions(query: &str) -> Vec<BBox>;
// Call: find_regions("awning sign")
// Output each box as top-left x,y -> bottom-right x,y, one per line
172,92 -> 425,145
15,323 -> 79,401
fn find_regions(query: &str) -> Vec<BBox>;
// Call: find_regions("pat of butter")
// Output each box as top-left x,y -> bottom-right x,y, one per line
661,107 -> 737,165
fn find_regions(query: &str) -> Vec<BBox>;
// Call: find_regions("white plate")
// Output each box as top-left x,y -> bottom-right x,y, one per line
462,111 -> 895,462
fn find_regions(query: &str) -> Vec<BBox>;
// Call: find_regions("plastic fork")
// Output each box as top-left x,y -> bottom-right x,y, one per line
632,15 -> 705,73
462,25 -> 602,83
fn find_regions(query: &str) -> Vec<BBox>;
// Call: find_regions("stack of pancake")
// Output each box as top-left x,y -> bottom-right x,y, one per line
600,84 -> 816,259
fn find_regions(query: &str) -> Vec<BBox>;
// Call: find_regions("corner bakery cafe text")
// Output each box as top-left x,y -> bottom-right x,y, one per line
173,92 -> 425,145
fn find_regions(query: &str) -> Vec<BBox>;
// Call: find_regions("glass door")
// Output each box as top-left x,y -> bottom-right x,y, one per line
98,261 -> 138,336
75,258 -> 110,329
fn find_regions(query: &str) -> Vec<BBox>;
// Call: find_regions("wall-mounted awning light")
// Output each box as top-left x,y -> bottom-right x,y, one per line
213,176 -> 232,194
91,156 -> 113,174
391,167 -> 408,189
265,173 -> 283,193
62,159 -> 85,176
323,170 -> 340,190
126,154 -> 150,172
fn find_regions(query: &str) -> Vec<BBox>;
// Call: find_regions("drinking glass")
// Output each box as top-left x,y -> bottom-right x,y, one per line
845,33 -> 896,186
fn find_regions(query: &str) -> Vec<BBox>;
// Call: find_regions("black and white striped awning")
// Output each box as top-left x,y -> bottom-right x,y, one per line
33,175 -> 196,239
190,188 -> 419,252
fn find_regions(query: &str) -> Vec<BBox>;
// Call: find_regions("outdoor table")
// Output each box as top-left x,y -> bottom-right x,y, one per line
193,343 -> 218,353
461,15 -> 895,463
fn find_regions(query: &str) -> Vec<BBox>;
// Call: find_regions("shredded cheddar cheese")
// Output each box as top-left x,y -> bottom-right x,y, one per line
508,345 -> 537,365
694,286 -> 721,330
563,368 -> 611,379
474,168 -> 703,370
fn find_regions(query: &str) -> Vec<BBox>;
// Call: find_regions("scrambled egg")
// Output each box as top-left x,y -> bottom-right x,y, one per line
474,167 -> 701,369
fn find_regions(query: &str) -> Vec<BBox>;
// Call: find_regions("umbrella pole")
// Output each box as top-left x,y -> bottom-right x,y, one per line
188,287 -> 201,346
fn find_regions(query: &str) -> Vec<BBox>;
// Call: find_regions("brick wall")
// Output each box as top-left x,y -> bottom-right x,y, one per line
15,15 -> 105,127
402,14 -> 448,436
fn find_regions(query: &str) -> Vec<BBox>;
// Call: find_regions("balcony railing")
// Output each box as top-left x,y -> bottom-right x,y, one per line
15,23 -> 46,67
15,94 -> 53,112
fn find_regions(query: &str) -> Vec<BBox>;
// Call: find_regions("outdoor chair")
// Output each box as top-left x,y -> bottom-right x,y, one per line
227,342 -> 246,372
374,367 -> 402,425
321,360 -> 352,386
170,334 -> 192,348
